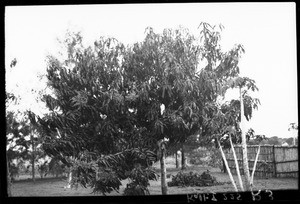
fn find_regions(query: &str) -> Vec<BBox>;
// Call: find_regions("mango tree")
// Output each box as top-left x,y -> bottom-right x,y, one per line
35,22 -> 262,194
123,22 -> 261,193
36,32 -> 157,195
123,26 -> 203,172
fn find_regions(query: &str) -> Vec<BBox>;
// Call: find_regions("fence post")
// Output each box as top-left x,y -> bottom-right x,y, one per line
272,145 -> 277,178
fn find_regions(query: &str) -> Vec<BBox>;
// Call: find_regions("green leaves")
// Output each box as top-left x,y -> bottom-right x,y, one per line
123,165 -> 157,195
154,119 -> 165,134
36,23 -> 261,194
67,148 -> 157,195
222,76 -> 259,94
70,90 -> 88,108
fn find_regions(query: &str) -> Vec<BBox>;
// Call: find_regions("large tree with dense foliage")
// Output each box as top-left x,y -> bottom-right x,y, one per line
125,23 -> 260,168
122,26 -> 204,170
37,32 -> 157,195
35,22 -> 260,194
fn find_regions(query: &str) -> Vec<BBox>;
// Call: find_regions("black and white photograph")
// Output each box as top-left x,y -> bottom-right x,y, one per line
4,2 -> 298,201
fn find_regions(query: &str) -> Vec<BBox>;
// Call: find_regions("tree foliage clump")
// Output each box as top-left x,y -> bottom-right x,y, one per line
123,164 -> 157,195
34,22 -> 261,194
6,105 -> 46,182
36,32 -> 159,194
68,148 -> 157,194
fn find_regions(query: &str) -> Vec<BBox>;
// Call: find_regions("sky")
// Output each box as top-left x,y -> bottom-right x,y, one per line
5,3 -> 298,138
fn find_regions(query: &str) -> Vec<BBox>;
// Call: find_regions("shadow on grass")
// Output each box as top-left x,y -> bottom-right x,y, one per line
12,176 -> 67,184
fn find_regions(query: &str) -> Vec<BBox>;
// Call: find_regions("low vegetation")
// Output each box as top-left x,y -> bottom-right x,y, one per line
11,162 -> 298,196
168,170 -> 222,187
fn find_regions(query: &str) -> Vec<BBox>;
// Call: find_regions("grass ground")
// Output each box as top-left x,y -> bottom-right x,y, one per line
11,157 -> 298,196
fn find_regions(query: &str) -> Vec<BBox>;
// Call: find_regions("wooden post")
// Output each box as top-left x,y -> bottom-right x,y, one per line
272,145 -> 277,178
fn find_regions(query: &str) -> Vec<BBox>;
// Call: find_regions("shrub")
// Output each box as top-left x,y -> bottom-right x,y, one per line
188,147 -> 224,172
123,183 -> 150,196
207,147 -> 223,171
167,170 -> 221,187
48,158 -> 65,177
257,161 -> 273,178
9,163 -> 19,181
188,147 -> 210,165
38,161 -> 49,179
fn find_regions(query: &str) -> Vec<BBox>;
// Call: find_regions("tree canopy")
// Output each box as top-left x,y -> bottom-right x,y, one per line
33,22 -> 260,194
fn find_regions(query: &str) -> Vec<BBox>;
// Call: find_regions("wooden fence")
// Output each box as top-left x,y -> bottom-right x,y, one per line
224,145 -> 298,178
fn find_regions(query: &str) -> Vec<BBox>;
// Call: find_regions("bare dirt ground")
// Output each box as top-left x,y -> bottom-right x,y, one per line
11,157 -> 298,196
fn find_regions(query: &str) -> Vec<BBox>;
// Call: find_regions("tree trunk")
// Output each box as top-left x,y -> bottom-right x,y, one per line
160,143 -> 167,195
66,171 -> 73,188
218,140 -> 238,192
175,152 -> 179,168
250,145 -> 261,188
229,134 -> 244,191
31,133 -> 35,183
181,144 -> 187,170
6,154 -> 12,197
240,87 -> 251,191
222,158 -> 227,173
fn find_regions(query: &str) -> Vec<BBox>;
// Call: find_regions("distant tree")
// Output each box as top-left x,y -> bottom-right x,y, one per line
37,161 -> 49,179
284,137 -> 298,146
6,111 -> 31,164
246,128 -> 266,145
6,58 -> 19,196
264,136 -> 282,145
6,110 -> 45,183
288,123 -> 298,145
285,138 -> 293,146
6,57 -> 47,186
288,123 -> 298,131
